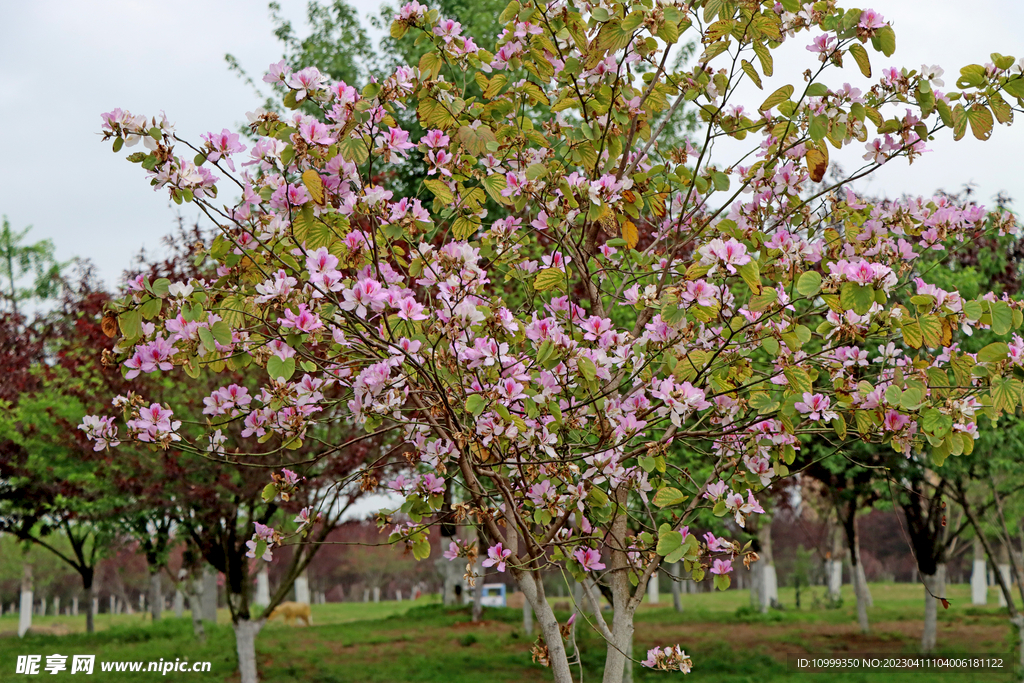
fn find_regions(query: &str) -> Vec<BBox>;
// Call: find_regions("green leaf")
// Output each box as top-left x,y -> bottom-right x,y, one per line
871,25 -> 896,57
577,356 -> 597,382
465,394 -> 486,416
752,41 -> 773,76
849,43 -> 871,78
482,174 -> 509,205
920,408 -> 953,438
451,216 -> 479,241
978,342 -> 1010,363
737,259 -> 762,294
198,325 -> 216,351
991,301 -> 1013,335
919,315 -> 943,348
210,320 -> 232,346
151,278 -> 170,297
424,178 -> 454,204
839,281 -> 874,316
783,367 -> 812,394
534,268 -> 564,291
796,271 -> 822,297
118,309 -> 141,340
748,288 -> 778,312
902,321 -> 923,349
652,487 -> 688,508
741,60 -> 762,89
267,356 -> 296,381
967,104 -> 994,141
262,483 -> 277,502
139,297 -> 162,320
713,573 -> 731,591
656,529 -> 683,556
759,84 -> 794,112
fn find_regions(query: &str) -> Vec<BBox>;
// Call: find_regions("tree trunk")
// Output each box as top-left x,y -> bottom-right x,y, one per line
522,596 -> 533,635
921,564 -> 945,652
18,563 -> 33,638
647,570 -> 659,605
998,542 -> 1012,608
234,618 -> 265,683
255,566 -> 270,608
472,560 -> 485,622
189,578 -> 205,637
84,580 -> 95,634
517,571 -> 573,683
828,527 -> 844,601
294,570 -> 310,604
845,515 -> 870,634
602,486 -> 639,683
602,600 -> 636,683
149,570 -> 162,621
622,628 -> 634,683
201,565 -> 218,622
971,536 -> 988,605
749,559 -> 764,611
670,562 -> 682,613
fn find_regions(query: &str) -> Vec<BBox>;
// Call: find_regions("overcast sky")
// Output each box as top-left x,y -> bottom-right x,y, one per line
2,0 -> 1023,292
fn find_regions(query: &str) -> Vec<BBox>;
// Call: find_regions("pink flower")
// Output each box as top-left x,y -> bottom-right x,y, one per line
127,403 -> 181,444
711,558 -> 733,575
858,9 -> 886,30
794,392 -> 838,422
573,547 -> 606,572
279,304 -> 323,333
697,238 -> 751,275
78,415 -> 120,451
443,541 -> 461,561
482,543 -> 512,572
883,409 -> 911,431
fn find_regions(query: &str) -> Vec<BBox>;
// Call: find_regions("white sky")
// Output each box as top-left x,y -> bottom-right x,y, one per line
2,0 -> 1023,291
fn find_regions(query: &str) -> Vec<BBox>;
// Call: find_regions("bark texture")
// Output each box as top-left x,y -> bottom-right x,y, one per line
234,618 -> 265,683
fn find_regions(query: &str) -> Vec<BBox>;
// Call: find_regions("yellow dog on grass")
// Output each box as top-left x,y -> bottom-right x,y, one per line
267,601 -> 312,626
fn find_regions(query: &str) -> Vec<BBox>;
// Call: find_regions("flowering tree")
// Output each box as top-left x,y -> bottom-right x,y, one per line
90,0 -> 1024,680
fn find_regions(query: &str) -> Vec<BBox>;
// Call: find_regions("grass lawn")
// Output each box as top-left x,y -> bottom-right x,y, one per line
0,583 -> 1019,682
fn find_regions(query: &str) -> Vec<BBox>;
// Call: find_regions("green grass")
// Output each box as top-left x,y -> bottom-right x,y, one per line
0,585 -> 1019,682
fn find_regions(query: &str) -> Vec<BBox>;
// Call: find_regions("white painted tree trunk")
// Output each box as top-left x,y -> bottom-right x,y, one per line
149,572 -> 161,621
234,618 -> 265,683
18,564 -> 33,638
472,560 -> 485,622
174,590 -> 184,618
255,567 -> 270,607
372,586 -> 380,603
922,564 -> 945,652
856,563 -> 873,607
647,571 -> 659,605
764,565 -> 778,605
522,596 -> 533,635
71,597 -> 78,616
853,560 -> 870,634
750,559 -> 765,612
201,566 -> 218,622
828,560 -> 843,599
999,564 -> 1012,607
670,562 -> 682,613
188,580 -> 205,637
294,571 -> 310,604
972,536 -> 988,605
517,571 -> 573,683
